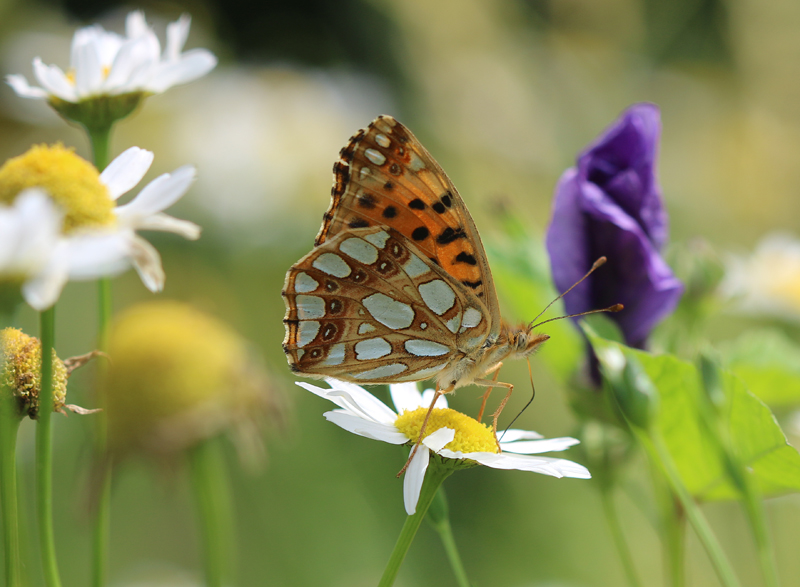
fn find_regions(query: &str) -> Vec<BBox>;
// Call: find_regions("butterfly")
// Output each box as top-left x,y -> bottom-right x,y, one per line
282,114 -> 573,446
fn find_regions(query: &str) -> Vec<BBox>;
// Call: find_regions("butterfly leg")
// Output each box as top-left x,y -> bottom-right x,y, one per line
473,378 -> 514,451
477,364 -> 503,422
396,387 -> 449,478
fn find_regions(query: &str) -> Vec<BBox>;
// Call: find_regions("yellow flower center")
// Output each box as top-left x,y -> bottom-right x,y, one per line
394,407 -> 500,454
1,327 -> 68,419
0,144 -> 115,233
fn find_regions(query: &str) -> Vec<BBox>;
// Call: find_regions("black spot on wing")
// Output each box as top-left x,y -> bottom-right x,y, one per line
357,194 -> 377,209
408,198 -> 426,210
382,206 -> 397,218
455,252 -> 477,265
462,279 -> 483,289
437,227 -> 467,245
412,226 -> 430,241
348,218 -> 369,228
432,202 -> 446,214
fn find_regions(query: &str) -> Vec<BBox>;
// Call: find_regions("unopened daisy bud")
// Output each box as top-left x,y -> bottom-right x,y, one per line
1,328 -> 67,419
596,345 -> 659,430
102,301 -> 279,461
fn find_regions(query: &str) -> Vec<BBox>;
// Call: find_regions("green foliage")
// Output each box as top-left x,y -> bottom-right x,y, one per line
720,329 -> 800,408
585,328 -> 800,501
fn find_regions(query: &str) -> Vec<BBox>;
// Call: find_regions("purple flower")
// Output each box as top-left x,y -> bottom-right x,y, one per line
546,103 -> 683,348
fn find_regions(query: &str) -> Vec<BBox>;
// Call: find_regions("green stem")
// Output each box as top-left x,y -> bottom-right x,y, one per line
378,460 -> 453,587
740,481 -> 779,587
427,488 -> 471,587
91,278 -> 113,587
188,439 -> 235,587
665,498 -> 685,587
599,485 -> 642,587
37,307 -> 62,587
636,430 -> 740,587
1,397 -> 23,587
88,127 -> 112,171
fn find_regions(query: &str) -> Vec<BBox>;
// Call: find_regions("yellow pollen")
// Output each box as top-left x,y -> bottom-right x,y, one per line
1,327 -> 68,419
394,407 -> 500,454
66,70 -> 76,85
0,144 -> 115,233
102,65 -> 111,79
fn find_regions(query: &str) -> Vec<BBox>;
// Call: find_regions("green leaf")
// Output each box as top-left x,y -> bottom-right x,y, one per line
585,328 -> 800,501
720,329 -> 800,408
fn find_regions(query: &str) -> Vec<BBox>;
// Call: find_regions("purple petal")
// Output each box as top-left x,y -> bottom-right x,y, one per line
577,103 -> 668,249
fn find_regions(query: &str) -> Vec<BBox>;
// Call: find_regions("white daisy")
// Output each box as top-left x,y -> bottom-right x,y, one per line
0,144 -> 199,297
721,233 -> 800,321
0,189 -> 129,311
6,11 -> 216,102
297,379 -> 590,514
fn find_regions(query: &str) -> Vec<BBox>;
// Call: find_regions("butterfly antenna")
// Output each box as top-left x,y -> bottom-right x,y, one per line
499,358 -> 537,443
528,256 -> 609,328
531,304 -> 624,330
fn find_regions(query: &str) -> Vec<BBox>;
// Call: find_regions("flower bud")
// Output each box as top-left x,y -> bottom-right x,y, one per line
102,301 -> 281,463
1,327 -> 68,419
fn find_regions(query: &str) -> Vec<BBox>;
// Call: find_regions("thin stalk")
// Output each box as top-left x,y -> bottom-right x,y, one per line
740,480 -> 779,587
188,439 -> 236,587
91,277 -> 113,587
37,306 -> 62,587
1,398 -> 23,587
378,461 -> 453,587
636,430 -> 740,587
427,488 -> 470,587
599,485 -> 643,587
647,457 -> 685,587
89,121 -> 112,587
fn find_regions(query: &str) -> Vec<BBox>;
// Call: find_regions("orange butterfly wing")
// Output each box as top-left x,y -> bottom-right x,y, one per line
315,115 -> 501,334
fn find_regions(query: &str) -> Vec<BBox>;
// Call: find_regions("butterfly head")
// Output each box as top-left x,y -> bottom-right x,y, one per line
503,323 -> 550,359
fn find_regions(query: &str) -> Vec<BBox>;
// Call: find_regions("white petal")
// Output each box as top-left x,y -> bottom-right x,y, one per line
497,429 -> 544,442
129,235 -> 164,292
389,382 -> 424,413
499,437 -> 580,455
0,189 -> 61,271
115,165 -> 196,220
125,11 -> 150,39
322,378 -> 398,424
32,58 -> 76,102
135,213 -> 200,240
62,232 -> 131,279
5,75 -> 48,99
100,147 -> 153,199
145,51 -> 217,92
403,446 -> 430,515
420,388 -> 448,409
323,411 -> 407,444
73,41 -> 103,96
440,450 -> 591,479
165,14 -> 191,59
22,256 -> 68,311
104,37 -> 154,91
422,427 -> 454,452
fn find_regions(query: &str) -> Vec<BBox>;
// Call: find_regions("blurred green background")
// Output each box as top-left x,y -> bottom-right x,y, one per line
2,0 -> 800,585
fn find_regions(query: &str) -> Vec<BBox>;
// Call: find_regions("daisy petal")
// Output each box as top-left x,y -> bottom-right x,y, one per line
404,446 -> 430,515
146,50 -> 217,93
62,232 -> 131,279
115,165 -> 196,219
322,378 -> 398,424
129,235 -> 165,291
23,256 -> 68,311
323,411 -> 407,444
498,429 -> 544,442
165,14 -> 191,59
100,147 -> 154,199
389,382 -> 424,413
32,58 -> 76,102
73,41 -> 103,96
422,427 -> 455,452
442,451 -> 591,479
5,75 -> 48,98
136,213 -> 201,240
499,437 -> 580,455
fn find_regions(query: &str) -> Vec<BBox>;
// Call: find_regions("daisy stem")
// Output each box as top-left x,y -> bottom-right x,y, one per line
636,429 -> 740,587
91,277 -> 113,587
648,458 -> 685,587
426,488 -> 471,587
89,120 -> 113,587
188,438 -> 235,587
599,484 -> 643,587
378,461 -> 453,587
88,126 -> 112,172
37,306 -> 62,587
1,370 -> 23,587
